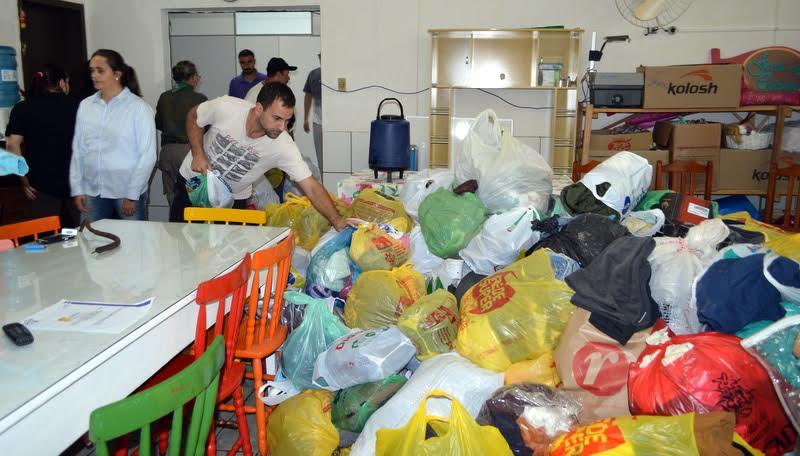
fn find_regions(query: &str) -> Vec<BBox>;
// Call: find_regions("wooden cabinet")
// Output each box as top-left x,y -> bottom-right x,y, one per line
429,28 -> 583,170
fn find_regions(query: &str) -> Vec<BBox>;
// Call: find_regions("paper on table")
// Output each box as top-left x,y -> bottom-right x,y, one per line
22,298 -> 154,334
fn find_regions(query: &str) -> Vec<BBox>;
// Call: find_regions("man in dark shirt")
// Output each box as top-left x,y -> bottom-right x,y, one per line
228,49 -> 266,99
155,60 -> 207,208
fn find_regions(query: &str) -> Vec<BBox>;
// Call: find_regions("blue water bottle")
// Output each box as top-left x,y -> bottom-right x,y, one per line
408,144 -> 418,171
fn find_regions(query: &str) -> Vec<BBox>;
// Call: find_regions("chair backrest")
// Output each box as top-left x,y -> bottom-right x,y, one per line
243,232 -> 294,349
184,207 -> 267,226
654,159 -> 713,201
194,253 -> 251,371
765,164 -> 800,231
571,160 -> 601,182
89,336 -> 225,456
0,216 -> 60,247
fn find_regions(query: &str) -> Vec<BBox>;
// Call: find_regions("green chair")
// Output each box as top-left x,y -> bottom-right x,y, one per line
89,336 -> 225,456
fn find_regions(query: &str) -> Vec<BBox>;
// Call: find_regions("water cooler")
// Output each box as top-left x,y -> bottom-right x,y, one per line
368,98 -> 409,182
0,46 -> 21,142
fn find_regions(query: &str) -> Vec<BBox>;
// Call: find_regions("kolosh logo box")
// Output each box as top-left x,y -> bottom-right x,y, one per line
643,64 -> 742,108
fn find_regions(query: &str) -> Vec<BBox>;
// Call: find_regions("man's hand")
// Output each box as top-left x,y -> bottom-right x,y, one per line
332,217 -> 360,232
74,195 -> 89,213
303,120 -> 311,133
191,154 -> 212,174
21,184 -> 37,201
121,198 -> 136,217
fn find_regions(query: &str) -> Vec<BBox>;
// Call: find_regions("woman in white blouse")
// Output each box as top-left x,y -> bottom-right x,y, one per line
70,49 -> 156,221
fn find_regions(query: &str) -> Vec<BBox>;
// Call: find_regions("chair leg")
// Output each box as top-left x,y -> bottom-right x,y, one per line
230,388 -> 253,456
253,359 -> 268,456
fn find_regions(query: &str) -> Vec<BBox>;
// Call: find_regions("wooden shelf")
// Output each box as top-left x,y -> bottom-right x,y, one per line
589,105 -> 784,114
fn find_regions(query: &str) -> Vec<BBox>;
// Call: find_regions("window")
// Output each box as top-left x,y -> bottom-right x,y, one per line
235,12 -> 312,35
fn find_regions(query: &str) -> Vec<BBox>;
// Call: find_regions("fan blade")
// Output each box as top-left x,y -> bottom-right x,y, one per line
634,0 -> 669,21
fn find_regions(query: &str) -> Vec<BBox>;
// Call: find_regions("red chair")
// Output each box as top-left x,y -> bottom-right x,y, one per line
765,163 -> 800,231
133,254 -> 253,456
571,160 -> 601,182
230,233 -> 294,455
654,159 -> 714,201
0,215 -> 60,246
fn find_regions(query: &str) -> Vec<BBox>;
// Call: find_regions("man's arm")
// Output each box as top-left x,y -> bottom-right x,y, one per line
5,135 -> 35,200
303,93 -> 312,133
186,105 -> 211,173
296,176 -> 351,231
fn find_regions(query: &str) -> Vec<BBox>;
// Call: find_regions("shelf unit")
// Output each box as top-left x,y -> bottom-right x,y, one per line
577,103 -> 799,195
429,28 -> 583,173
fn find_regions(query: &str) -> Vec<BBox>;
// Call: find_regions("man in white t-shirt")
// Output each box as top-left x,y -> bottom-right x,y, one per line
172,81 -> 349,230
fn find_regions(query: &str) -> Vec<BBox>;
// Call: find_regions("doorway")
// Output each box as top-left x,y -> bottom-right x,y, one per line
18,0 -> 89,99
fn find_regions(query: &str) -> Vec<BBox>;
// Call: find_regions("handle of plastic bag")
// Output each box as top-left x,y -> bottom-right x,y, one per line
283,290 -> 319,306
257,379 -> 300,406
470,109 -> 501,144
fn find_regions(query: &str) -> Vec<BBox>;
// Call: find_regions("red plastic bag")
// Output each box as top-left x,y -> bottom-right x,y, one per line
628,331 -> 797,455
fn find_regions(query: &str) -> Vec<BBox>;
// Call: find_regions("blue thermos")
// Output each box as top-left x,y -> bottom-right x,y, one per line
369,97 -> 409,182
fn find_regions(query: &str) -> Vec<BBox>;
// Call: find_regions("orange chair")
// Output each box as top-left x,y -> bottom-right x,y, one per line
571,160 -> 601,182
654,160 -> 714,201
135,254 -> 254,456
231,233 -> 294,456
765,163 -> 800,231
0,216 -> 60,246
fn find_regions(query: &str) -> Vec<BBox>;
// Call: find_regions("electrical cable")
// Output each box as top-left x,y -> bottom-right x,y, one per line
475,88 -> 553,110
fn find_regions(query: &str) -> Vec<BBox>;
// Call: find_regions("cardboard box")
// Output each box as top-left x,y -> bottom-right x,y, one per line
669,146 -> 721,191
588,149 -> 668,189
653,122 -> 722,149
643,64 -> 742,109
717,148 -> 799,193
589,130 -> 653,152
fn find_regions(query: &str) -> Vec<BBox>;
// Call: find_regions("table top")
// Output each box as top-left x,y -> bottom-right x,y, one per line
0,220 -> 286,428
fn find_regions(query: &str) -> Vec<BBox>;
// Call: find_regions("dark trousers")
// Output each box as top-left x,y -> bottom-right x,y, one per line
29,191 -> 81,228
169,176 -> 247,223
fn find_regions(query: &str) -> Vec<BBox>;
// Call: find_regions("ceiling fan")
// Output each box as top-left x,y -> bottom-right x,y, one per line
616,0 -> 695,35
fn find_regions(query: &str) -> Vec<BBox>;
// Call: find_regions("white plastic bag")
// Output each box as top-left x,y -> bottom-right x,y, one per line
349,352 -> 504,456
580,151 -> 652,217
455,109 -> 502,184
460,206 -> 541,275
684,218 -> 730,265
763,253 -> 800,303
409,226 -> 444,275
400,169 -> 455,221
207,170 -> 234,208
648,237 -> 704,334
250,176 -> 280,209
621,209 -> 665,237
312,326 -> 417,391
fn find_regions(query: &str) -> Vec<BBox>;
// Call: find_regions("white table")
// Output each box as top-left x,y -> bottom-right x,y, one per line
0,220 -> 288,455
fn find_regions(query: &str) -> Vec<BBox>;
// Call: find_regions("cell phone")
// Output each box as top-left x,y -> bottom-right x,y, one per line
37,233 -> 75,244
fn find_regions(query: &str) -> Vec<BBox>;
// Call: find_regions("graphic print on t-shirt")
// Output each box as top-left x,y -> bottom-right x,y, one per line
208,131 -> 260,184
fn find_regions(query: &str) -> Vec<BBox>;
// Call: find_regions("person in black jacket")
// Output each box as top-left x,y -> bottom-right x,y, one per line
5,64 -> 81,227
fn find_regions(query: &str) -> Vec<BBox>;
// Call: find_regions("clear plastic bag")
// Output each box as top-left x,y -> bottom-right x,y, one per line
249,175 -> 280,209
397,289 -> 459,360
400,169 -> 455,221
312,326 -> 417,391
419,188 -> 488,259
349,223 -> 410,272
206,169 -> 234,208
477,383 -> 580,456
281,291 -> 350,390
409,226 -> 444,275
332,374 -> 407,433
742,315 -> 800,433
460,206 -> 541,276
305,227 -> 357,298
344,264 -> 426,330
648,237 -> 704,335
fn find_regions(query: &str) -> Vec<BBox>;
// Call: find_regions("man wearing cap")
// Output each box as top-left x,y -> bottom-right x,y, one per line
244,57 -> 296,104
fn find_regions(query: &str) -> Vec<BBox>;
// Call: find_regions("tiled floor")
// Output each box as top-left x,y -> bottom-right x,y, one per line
61,379 -> 264,456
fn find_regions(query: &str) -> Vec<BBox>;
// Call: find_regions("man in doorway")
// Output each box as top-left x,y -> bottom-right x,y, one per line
228,49 -> 266,99
172,81 -> 350,230
155,60 -> 207,210
244,57 -> 296,103
303,53 -> 322,172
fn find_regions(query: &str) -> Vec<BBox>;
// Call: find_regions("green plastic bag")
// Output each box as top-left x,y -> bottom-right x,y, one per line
186,174 -> 211,207
332,374 -> 407,433
418,188 -> 487,259
281,291 -> 350,390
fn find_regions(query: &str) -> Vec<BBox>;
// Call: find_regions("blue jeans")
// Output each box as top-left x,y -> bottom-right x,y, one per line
84,193 -> 148,222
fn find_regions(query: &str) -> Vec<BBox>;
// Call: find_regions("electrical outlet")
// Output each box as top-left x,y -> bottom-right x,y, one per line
337,78 -> 346,91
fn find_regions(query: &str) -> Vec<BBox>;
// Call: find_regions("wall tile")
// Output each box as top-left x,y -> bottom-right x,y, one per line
322,131 -> 352,173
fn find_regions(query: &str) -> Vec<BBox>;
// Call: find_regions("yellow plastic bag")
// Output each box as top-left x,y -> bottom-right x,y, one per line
375,390 -> 513,456
296,196 -> 350,251
503,352 -> 560,387
350,223 -> 411,271
397,289 -> 459,360
266,389 -> 338,456
456,250 -> 576,371
548,413 -> 752,456
352,188 -> 412,228
721,211 -> 800,261
345,264 -> 425,329
265,193 -> 310,228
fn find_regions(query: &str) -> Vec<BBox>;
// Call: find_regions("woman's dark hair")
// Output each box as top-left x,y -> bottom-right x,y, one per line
29,64 -> 67,97
171,60 -> 197,83
91,49 -> 142,96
